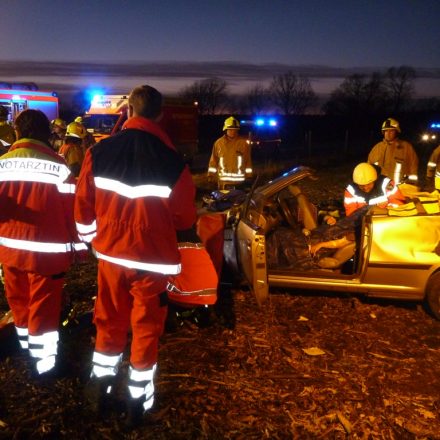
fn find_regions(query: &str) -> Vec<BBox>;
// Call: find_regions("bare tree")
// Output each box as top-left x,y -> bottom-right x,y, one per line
242,84 -> 271,114
179,77 -> 228,115
269,72 -> 316,115
323,73 -> 388,117
385,66 -> 416,113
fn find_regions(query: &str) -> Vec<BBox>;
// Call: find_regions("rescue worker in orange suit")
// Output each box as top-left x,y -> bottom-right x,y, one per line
344,162 -> 406,217
166,227 -> 218,309
49,118 -> 66,152
58,122 -> 86,177
75,85 -> 197,428
368,117 -> 419,187
208,116 -> 252,190
0,109 -> 87,380
0,105 -> 15,147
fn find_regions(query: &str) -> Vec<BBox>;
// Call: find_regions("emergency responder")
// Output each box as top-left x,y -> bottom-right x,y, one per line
74,116 -> 95,151
49,118 -> 66,151
75,85 -> 197,428
368,117 -> 419,187
58,122 -> 86,177
207,116 -> 252,190
0,109 -> 87,381
0,105 -> 15,146
165,226 -> 218,330
426,143 -> 440,191
344,162 -> 406,216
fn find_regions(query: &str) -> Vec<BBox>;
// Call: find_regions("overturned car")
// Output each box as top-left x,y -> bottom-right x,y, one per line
220,166 -> 440,320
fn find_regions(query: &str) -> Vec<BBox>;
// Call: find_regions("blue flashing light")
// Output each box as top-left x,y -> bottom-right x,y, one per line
430,122 -> 440,129
252,117 -> 278,127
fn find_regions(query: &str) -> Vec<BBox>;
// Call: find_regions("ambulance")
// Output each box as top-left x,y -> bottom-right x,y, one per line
82,94 -> 199,163
0,85 -> 59,122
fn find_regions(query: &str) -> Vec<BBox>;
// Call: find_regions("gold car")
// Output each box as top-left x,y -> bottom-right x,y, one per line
224,166 -> 440,320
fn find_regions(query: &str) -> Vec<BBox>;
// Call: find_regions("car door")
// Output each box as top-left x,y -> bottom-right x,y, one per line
235,219 -> 269,306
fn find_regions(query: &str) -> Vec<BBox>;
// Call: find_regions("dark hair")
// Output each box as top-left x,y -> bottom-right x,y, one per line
14,109 -> 51,143
128,85 -> 162,119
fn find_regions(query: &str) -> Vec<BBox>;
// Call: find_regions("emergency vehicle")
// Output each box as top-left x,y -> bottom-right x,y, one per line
420,121 -> 440,144
0,86 -> 59,122
82,94 -> 199,162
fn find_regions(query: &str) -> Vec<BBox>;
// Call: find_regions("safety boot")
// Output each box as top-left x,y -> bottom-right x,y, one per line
83,375 -> 116,416
124,396 -> 147,430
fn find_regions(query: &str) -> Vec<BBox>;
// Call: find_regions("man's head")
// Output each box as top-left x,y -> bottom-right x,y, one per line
51,118 -> 67,135
223,116 -> 240,139
15,109 -> 51,143
128,85 -> 162,120
353,162 -> 377,193
382,118 -> 400,143
0,106 -> 9,121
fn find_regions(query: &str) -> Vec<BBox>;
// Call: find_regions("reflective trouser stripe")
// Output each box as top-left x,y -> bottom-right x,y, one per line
91,351 -> 122,379
28,330 -> 59,374
128,364 -> 157,411
15,326 -> 29,349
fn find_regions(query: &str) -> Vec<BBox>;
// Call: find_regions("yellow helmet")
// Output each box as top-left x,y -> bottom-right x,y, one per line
382,118 -> 400,133
66,121 -> 87,139
51,118 -> 66,129
223,116 -> 240,131
74,116 -> 83,123
353,163 -> 377,185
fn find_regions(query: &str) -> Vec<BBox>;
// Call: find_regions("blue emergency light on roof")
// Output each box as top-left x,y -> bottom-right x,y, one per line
430,123 -> 440,129
253,117 -> 278,127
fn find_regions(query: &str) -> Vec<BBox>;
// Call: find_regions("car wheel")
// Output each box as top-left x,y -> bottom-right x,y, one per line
426,272 -> 440,320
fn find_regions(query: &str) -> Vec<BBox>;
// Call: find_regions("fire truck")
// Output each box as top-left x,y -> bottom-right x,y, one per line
0,85 -> 59,122
82,94 -> 199,163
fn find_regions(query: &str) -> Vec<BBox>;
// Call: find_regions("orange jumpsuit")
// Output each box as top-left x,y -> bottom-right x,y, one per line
0,138 -> 85,375
75,116 -> 196,410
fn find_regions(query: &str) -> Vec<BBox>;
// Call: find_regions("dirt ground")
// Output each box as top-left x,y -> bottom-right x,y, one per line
0,162 -> 440,439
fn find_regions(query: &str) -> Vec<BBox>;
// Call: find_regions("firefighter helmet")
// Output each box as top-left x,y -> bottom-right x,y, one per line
223,116 -> 240,131
382,118 -> 401,133
51,118 -> 67,130
74,116 -> 83,123
353,163 -> 377,185
66,121 -> 86,139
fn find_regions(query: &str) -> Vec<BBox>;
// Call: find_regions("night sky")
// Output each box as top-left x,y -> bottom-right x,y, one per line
1,0 -> 440,99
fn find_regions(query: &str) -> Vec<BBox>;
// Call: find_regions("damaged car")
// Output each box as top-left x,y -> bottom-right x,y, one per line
222,166 -> 440,320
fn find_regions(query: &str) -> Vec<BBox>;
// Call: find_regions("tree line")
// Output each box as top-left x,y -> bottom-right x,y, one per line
179,66 -> 440,117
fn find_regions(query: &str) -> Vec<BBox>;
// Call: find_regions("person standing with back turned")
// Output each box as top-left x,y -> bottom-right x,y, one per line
0,109 -> 86,381
75,85 -> 197,428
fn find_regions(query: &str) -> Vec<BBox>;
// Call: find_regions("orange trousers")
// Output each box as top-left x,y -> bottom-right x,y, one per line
94,260 -> 168,370
196,213 -> 226,276
3,264 -> 64,335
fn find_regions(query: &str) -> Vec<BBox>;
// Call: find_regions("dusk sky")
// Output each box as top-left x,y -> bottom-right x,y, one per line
1,0 -> 440,101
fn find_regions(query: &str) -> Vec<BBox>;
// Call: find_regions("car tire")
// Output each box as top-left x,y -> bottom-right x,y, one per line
426,272 -> 440,320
